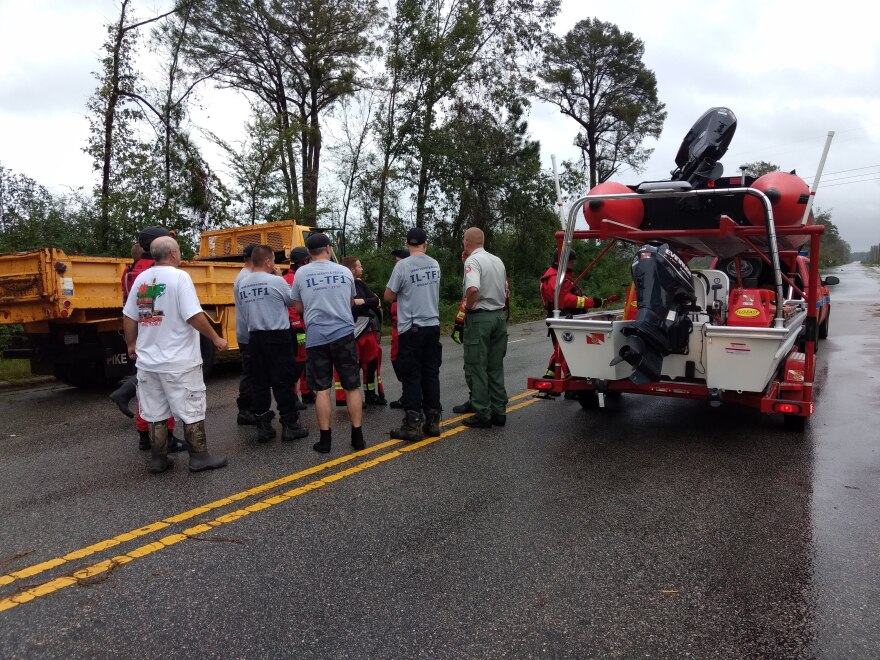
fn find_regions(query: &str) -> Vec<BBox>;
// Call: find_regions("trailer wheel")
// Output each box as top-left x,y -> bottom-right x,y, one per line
783,414 -> 806,432
818,307 -> 830,339
577,390 -> 600,410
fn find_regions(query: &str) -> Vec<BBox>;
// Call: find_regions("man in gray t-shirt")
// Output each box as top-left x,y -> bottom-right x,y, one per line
233,244 -> 255,425
383,227 -> 443,441
291,233 -> 364,455
237,245 -> 308,444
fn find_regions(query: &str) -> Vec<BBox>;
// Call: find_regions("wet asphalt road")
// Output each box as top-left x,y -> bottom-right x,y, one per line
0,264 -> 878,659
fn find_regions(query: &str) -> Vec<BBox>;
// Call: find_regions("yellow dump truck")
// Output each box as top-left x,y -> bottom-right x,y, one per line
0,220 -> 338,387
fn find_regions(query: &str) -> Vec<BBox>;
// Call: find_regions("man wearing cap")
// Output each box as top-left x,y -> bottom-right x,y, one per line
283,246 -> 312,405
234,243 -> 257,425
291,233 -> 365,454
387,248 -> 409,409
123,235 -> 228,474
236,245 -> 309,444
383,228 -> 442,441
110,226 -> 186,453
459,227 -> 508,428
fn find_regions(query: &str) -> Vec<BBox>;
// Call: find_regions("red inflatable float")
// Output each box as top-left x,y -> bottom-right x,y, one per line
742,171 -> 811,226
583,182 -> 644,230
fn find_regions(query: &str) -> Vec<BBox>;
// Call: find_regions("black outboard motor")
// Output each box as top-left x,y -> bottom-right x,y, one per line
670,107 -> 737,187
611,242 -> 696,384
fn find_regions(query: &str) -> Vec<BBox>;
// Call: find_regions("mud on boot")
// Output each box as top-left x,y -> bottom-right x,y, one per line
148,420 -> 173,474
184,421 -> 227,472
281,415 -> 309,442
390,410 -> 424,442
256,410 -> 276,443
422,409 -> 441,438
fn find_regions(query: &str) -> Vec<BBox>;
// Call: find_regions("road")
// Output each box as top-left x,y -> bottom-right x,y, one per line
1,264 -> 878,658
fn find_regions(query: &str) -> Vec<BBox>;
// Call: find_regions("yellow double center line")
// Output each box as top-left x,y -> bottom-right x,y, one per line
0,391 -> 540,613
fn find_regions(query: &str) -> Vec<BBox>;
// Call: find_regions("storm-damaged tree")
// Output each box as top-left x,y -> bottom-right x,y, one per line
535,18 -> 666,189
183,0 -> 384,225
378,0 -> 559,231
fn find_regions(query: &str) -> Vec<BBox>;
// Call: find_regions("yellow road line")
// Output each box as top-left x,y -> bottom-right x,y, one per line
0,390 -> 538,596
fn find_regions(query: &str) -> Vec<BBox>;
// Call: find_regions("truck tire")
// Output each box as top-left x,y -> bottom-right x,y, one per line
818,307 -> 830,339
53,362 -> 111,389
200,335 -> 215,379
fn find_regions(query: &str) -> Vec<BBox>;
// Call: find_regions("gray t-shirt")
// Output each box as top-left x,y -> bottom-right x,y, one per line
386,253 -> 441,333
233,266 -> 251,344
290,260 -> 356,347
237,270 -> 295,332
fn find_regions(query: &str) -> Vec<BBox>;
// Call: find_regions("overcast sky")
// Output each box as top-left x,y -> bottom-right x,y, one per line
1,0 -> 878,250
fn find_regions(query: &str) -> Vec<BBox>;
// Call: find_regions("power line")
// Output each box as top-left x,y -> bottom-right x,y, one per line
817,176 -> 880,189
802,164 -> 880,181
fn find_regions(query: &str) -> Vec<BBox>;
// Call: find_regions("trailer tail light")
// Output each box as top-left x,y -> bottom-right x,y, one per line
62,300 -> 71,308
535,380 -> 554,391
60,309 -> 69,318
774,403 -> 801,414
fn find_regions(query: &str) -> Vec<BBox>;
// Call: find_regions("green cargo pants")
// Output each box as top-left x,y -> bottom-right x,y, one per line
463,310 -> 508,422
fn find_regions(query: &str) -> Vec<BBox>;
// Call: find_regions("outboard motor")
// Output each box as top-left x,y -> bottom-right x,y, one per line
611,242 -> 696,384
670,107 -> 737,187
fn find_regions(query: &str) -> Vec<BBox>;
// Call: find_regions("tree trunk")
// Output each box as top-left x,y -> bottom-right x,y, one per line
414,100 -> 436,229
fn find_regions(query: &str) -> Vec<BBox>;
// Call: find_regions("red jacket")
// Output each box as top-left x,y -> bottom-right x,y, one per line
282,269 -> 305,331
539,266 -> 594,313
121,258 -> 155,304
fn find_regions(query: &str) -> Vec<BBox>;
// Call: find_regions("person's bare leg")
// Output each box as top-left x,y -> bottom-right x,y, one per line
315,389 -> 332,430
345,388 -> 363,428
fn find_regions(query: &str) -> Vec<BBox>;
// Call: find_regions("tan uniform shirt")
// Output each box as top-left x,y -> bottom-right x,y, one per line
463,247 -> 507,311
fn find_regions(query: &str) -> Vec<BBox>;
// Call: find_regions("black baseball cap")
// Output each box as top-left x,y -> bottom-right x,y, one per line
406,227 -> 427,246
306,233 -> 331,250
138,226 -> 172,251
391,248 -> 409,259
290,246 -> 310,263
242,243 -> 257,259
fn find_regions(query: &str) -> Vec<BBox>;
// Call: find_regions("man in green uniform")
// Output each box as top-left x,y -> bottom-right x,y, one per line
459,227 -> 508,428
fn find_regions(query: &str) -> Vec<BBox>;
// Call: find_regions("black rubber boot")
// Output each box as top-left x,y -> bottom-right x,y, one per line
109,376 -> 137,419
237,410 -> 257,425
389,398 -> 404,409
184,421 -> 227,472
138,430 -> 150,451
281,415 -> 309,442
390,410 -> 424,442
256,411 -> 276,443
148,420 -> 173,474
452,400 -> 473,414
422,409 -> 441,438
167,431 -> 187,453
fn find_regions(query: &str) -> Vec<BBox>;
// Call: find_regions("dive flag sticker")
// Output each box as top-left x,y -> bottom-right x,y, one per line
586,332 -> 605,345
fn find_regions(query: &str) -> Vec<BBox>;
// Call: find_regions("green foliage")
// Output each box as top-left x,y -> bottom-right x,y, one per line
813,208 -> 851,268
742,160 -> 780,178
535,18 -> 666,188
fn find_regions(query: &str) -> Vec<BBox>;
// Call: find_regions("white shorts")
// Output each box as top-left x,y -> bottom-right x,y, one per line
137,366 -> 206,424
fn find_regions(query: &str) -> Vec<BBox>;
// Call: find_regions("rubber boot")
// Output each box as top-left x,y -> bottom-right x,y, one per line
168,431 -> 187,453
109,376 -> 137,419
237,409 -> 257,425
256,411 -> 276,443
138,430 -> 150,451
281,415 -> 309,442
422,409 -> 441,438
389,397 -> 404,409
148,420 -> 173,474
390,410 -> 424,443
184,421 -> 227,472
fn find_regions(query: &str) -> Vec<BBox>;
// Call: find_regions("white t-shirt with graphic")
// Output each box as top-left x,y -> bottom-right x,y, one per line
122,266 -> 204,373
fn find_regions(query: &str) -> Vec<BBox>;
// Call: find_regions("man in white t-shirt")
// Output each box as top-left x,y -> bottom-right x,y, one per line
122,236 -> 229,474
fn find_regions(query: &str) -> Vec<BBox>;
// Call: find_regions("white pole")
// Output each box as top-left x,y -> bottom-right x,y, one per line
551,154 -> 564,225
801,131 -> 835,225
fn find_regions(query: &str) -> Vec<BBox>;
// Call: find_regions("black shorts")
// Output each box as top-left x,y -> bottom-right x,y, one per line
306,333 -> 361,392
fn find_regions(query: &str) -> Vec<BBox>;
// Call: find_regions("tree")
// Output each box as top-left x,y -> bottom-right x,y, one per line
814,209 -> 851,268
535,18 -> 666,188
85,0 -> 180,252
183,0 -> 385,225
382,0 -> 559,231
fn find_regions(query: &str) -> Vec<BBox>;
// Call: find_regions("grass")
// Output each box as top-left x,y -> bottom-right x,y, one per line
0,359 -> 32,382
